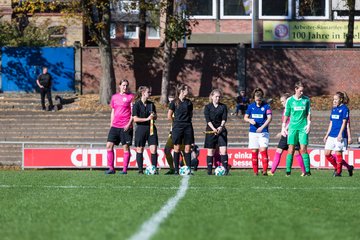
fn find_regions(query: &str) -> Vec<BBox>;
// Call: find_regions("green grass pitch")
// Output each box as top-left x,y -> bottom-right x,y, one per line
1,169 -> 360,240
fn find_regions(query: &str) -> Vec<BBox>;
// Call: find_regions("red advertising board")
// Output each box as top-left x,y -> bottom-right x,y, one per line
23,147 -> 360,169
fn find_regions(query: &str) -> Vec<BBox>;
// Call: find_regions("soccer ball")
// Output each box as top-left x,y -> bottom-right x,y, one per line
215,166 -> 226,176
145,165 -> 157,175
179,166 -> 191,176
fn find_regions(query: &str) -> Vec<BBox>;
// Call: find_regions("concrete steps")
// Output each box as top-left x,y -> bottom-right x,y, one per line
1,93 -> 360,166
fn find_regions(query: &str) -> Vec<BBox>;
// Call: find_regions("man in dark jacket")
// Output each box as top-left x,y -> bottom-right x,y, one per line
36,67 -> 54,111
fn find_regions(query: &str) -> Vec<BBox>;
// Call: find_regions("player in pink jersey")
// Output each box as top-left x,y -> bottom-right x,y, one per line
105,79 -> 135,174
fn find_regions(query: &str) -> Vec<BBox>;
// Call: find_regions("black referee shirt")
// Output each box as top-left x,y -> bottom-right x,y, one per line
169,99 -> 193,123
204,103 -> 228,128
132,100 -> 156,126
38,73 -> 52,88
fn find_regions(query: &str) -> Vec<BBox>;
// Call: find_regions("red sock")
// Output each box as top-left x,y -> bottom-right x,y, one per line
260,150 -> 268,173
252,152 -> 258,175
325,154 -> 337,169
336,154 -> 343,175
342,159 -> 350,169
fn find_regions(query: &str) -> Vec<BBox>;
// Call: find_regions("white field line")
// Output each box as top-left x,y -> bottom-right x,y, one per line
128,175 -> 190,240
0,184 -> 360,191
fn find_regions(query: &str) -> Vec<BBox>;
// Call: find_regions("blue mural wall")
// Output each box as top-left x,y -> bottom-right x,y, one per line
1,47 -> 75,92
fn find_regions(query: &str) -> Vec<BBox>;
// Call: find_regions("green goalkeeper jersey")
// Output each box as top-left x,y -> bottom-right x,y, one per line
284,95 -> 311,130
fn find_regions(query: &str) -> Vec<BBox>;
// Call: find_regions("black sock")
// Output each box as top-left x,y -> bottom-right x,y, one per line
207,156 -> 213,174
136,152 -> 143,172
221,154 -> 229,170
174,152 -> 180,172
184,152 -> 191,167
151,153 -> 158,167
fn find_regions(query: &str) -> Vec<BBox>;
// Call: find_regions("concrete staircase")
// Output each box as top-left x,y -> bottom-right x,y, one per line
1,93 -> 360,166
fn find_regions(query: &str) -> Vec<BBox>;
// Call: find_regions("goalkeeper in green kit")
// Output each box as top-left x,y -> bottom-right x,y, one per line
281,81 -> 312,176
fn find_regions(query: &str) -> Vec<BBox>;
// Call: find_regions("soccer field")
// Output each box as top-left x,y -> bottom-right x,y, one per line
1,170 -> 360,240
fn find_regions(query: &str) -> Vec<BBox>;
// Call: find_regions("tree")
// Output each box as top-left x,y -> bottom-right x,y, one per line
62,0 -> 116,104
11,0 -> 116,104
159,0 -> 197,104
121,0 -> 197,104
1,6 -> 64,47
0,20 -> 61,46
345,0 -> 356,48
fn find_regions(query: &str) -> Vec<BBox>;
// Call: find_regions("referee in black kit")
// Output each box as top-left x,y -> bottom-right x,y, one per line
167,84 -> 194,175
132,86 -> 158,174
204,89 -> 229,175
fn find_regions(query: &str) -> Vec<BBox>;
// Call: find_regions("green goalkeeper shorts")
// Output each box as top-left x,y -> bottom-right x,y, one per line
287,128 -> 308,146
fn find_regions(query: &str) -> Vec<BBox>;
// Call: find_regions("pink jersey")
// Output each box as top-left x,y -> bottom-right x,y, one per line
110,92 -> 134,128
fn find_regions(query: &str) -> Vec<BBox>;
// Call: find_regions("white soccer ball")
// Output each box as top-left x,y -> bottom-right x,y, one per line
215,166 -> 226,176
179,166 -> 191,176
145,165 -> 157,175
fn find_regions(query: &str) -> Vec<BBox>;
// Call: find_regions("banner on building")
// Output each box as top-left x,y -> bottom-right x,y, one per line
263,21 -> 360,43
23,148 -> 360,169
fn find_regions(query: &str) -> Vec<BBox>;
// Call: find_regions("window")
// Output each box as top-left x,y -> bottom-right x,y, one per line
189,0 -> 217,19
333,10 -> 360,19
148,26 -> 160,39
296,0 -> 329,19
259,0 -> 292,19
110,23 -> 116,39
48,26 -> 67,45
332,0 -> 360,19
124,24 -> 139,39
220,0 -> 252,19
119,0 -> 139,14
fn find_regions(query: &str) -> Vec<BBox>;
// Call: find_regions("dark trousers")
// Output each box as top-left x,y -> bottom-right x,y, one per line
40,88 -> 53,110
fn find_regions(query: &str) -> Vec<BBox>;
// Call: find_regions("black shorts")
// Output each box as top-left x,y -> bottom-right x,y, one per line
107,127 -> 133,146
134,125 -> 158,147
172,122 -> 194,145
277,135 -> 300,151
204,128 -> 227,149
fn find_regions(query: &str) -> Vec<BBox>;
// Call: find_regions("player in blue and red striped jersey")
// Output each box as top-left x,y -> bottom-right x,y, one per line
323,92 -> 350,177
244,88 -> 272,176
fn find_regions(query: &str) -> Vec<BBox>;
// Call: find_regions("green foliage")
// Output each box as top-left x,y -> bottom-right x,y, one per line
60,0 -> 112,45
165,13 -> 195,43
0,20 -> 60,47
163,0 -> 198,44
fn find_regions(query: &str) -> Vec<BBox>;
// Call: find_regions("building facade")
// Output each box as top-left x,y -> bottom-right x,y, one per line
109,0 -> 360,48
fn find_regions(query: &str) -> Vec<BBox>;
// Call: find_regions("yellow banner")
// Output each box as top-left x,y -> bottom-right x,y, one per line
263,21 -> 360,43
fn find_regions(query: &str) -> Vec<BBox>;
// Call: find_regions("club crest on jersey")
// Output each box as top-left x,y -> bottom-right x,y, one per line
261,107 -> 265,111
123,97 -> 128,102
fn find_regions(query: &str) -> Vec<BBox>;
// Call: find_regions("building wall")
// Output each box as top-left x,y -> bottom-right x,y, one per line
81,47 -> 360,98
246,49 -> 360,97
82,47 -> 238,96
0,0 -> 13,21
32,14 -> 83,46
